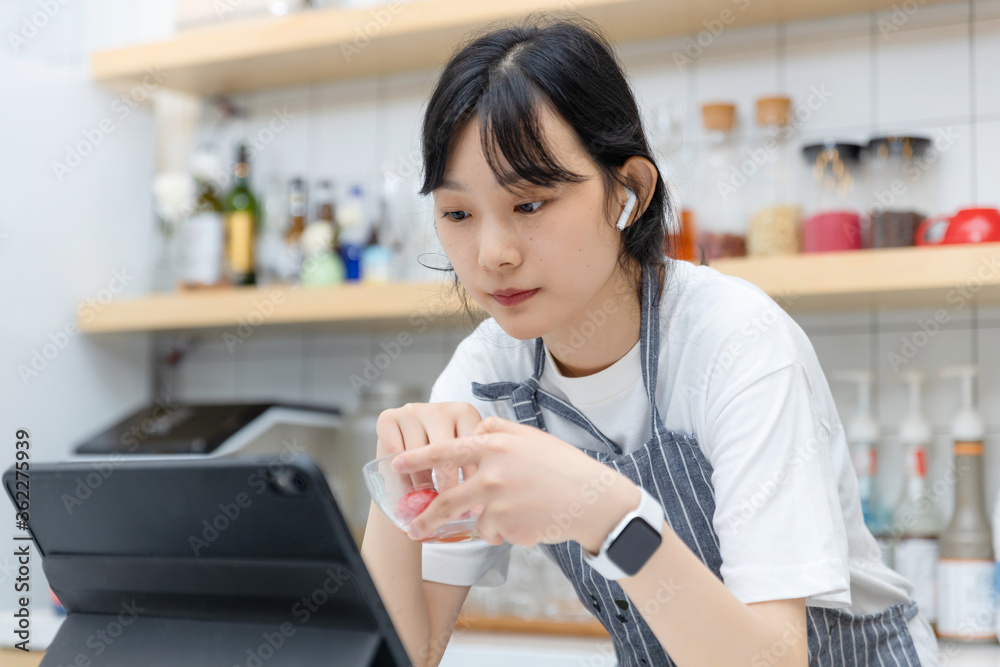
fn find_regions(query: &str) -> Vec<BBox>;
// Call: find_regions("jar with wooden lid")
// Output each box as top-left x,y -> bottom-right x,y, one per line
746,96 -> 802,256
692,102 -> 746,259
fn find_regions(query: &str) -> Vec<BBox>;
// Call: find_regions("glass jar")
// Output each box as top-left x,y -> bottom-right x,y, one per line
864,136 -> 934,248
799,141 -> 864,253
339,382 -> 424,529
746,96 -> 802,256
693,102 -> 746,259
650,99 -> 700,262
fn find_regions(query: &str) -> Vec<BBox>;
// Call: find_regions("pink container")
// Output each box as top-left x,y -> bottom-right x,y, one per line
802,211 -> 862,253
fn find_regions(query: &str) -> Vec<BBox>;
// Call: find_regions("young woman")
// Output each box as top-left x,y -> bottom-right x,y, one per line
360,16 -> 940,667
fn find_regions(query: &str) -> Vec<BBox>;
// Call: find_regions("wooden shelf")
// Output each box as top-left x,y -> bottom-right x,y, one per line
456,614 -> 609,638
91,0 -> 952,95
0,649 -> 44,667
77,280 -> 478,333
709,242 -> 1000,312
78,244 -> 1000,333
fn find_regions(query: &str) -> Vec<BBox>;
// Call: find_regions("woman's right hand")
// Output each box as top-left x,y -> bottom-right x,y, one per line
375,402 -> 483,494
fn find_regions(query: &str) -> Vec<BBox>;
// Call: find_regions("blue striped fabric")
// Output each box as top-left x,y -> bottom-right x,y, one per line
471,262 -> 925,666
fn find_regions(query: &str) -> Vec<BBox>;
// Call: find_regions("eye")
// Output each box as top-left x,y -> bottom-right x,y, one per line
442,210 -> 470,222
515,201 -> 544,214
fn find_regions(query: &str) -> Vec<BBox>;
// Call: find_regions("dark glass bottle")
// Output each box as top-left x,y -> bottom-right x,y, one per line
222,144 -> 259,286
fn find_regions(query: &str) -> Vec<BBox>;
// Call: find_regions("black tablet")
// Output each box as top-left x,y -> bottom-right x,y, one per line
2,453 -> 411,666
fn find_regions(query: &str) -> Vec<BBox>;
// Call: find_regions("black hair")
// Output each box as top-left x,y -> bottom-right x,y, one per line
419,13 -> 674,326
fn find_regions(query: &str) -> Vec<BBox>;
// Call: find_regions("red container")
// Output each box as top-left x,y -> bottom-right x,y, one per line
915,207 -> 1000,245
802,211 -> 863,253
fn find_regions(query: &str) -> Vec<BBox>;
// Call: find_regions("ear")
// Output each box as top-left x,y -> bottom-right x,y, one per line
617,156 -> 658,229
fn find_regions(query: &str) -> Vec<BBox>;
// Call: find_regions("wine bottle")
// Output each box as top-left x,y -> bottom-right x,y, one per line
222,144 -> 259,286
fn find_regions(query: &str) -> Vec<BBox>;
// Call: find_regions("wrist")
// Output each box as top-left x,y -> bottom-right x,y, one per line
579,474 -> 641,555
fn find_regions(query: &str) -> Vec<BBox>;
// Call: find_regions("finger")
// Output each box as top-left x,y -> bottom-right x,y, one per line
393,435 -> 486,476
392,410 -> 435,489
374,418 -> 419,490
407,480 -> 485,539
454,406 -> 484,482
422,410 -> 462,494
473,506 -> 505,546
472,415 -> 523,435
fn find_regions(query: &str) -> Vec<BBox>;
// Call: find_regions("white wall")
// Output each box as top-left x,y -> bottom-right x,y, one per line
0,0 -> 173,610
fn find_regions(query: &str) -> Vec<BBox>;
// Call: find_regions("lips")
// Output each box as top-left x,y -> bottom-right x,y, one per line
491,288 -> 536,297
490,288 -> 539,307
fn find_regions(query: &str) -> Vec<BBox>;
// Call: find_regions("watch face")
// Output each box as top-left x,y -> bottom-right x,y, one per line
607,518 -> 662,577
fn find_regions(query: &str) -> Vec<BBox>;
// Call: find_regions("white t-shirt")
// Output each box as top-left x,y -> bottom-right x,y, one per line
422,259 -> 939,665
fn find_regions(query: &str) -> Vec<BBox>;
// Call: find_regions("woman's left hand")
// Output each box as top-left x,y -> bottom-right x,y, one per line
390,415 -> 640,550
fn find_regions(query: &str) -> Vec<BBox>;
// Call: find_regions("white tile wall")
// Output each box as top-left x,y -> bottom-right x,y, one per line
874,2 -> 972,128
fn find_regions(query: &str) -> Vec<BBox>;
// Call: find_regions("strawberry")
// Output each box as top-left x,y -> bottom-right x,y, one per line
395,488 -> 438,525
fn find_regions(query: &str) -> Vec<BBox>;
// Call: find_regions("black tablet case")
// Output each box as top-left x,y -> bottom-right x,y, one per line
2,454 -> 412,666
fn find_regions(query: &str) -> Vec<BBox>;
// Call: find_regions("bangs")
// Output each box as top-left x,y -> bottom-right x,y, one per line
474,69 -> 588,191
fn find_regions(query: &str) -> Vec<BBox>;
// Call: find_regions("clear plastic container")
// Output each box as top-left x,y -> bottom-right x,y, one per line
362,450 -> 483,543
693,102 -> 746,259
864,136 -> 935,248
799,141 -> 864,253
746,96 -> 801,256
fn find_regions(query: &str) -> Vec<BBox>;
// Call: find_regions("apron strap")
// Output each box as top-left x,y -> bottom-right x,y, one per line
639,262 -> 665,437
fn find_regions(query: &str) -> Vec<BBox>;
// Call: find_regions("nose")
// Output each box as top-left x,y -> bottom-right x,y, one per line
477,216 -> 522,271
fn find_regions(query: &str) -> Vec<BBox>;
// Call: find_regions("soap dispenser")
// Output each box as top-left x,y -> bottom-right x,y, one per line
891,370 -> 942,627
834,370 -> 891,564
936,364 -> 995,641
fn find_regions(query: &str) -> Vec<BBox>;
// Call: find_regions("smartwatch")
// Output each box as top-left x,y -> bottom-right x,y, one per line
582,486 -> 664,580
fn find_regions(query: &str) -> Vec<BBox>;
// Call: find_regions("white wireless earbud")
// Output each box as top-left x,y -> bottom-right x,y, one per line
616,188 -> 638,231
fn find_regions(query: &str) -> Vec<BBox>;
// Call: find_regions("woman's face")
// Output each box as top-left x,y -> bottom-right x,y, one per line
432,105 -> 624,341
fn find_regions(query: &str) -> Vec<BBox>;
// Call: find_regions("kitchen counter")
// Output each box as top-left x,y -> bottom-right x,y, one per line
2,607 -> 998,666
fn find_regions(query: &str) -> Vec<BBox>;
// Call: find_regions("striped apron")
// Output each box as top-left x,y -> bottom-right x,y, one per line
471,262 -> 924,667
